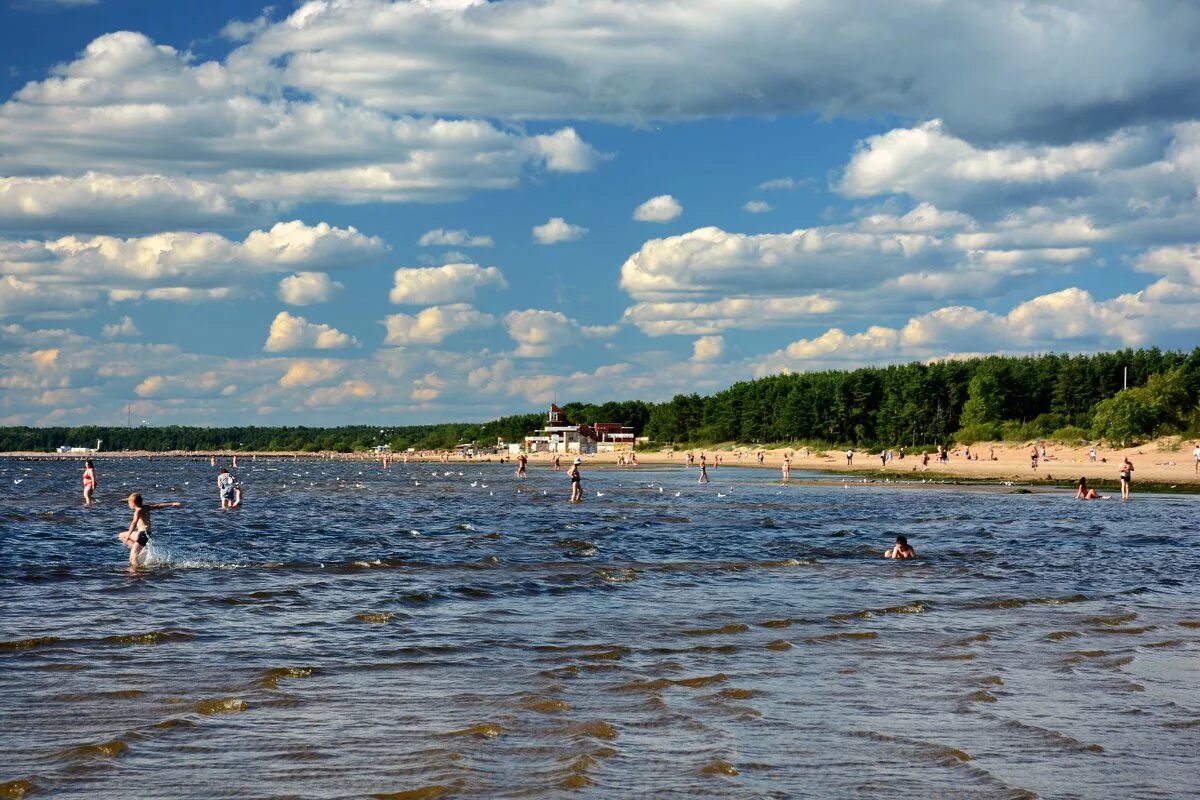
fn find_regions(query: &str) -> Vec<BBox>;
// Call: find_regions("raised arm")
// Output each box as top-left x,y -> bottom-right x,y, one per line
147,501 -> 183,510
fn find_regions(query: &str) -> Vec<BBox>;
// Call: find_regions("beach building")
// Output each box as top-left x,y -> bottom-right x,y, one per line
523,404 -> 635,454
56,439 -> 101,454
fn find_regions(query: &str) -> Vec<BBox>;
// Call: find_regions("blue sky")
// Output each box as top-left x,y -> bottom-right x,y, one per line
2,0 -> 1199,426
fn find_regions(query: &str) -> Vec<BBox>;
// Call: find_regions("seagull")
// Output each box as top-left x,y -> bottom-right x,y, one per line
717,492 -> 727,498
471,481 -> 478,487
414,481 -> 422,487
658,487 -> 664,493
674,491 -> 681,497
13,479 -> 22,484
596,491 -> 606,497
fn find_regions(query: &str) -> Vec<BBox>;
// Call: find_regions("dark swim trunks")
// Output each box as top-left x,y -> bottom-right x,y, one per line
136,531 -> 149,546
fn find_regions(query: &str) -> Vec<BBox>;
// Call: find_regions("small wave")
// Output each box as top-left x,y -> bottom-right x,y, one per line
805,631 -> 878,643
0,779 -> 37,799
681,623 -> 749,637
444,722 -> 503,738
54,738 -> 129,760
700,759 -> 739,776
194,697 -> 248,715
102,630 -> 194,646
978,593 -> 1088,610
568,720 -> 619,741
374,786 -> 453,800
260,666 -> 317,689
356,612 -> 395,623
0,635 -> 60,651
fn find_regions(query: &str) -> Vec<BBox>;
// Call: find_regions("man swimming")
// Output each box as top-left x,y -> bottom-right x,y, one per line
884,535 -> 916,559
118,492 -> 182,567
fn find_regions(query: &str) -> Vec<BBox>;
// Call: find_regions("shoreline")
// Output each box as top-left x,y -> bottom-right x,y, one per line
8,441 -> 1200,494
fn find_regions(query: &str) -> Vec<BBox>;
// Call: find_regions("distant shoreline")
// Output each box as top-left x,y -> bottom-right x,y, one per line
8,439 -> 1200,493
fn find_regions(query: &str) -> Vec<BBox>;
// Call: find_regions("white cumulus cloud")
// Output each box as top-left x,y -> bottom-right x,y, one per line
381,304 -> 495,345
633,194 -> 683,223
389,263 -> 507,305
417,228 -> 494,248
101,316 -> 139,339
532,217 -> 587,244
691,335 -> 725,362
278,272 -> 343,306
264,311 -> 358,352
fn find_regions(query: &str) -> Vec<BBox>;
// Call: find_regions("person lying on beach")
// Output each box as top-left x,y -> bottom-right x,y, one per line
884,535 -> 916,559
1076,477 -> 1101,500
118,492 -> 182,567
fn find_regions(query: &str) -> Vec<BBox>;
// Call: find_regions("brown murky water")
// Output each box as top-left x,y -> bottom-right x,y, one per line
1,458 -> 1198,798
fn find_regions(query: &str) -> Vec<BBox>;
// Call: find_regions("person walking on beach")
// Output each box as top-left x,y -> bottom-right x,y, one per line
82,459 -> 97,507
921,452 -> 930,472
1193,442 -> 1200,474
884,535 -> 916,559
217,468 -> 240,509
1030,446 -> 1039,470
846,449 -> 854,465
119,492 -> 182,568
1119,457 -> 1134,501
567,458 -> 583,503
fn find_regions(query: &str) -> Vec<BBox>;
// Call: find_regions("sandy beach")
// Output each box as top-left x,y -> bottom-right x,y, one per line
534,438 -> 1200,488
11,437 -> 1197,488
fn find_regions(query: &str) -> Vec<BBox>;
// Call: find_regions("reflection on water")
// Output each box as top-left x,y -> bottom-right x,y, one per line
1,458 -> 1198,798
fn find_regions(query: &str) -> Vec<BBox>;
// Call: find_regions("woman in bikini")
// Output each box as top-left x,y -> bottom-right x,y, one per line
82,459 -> 97,507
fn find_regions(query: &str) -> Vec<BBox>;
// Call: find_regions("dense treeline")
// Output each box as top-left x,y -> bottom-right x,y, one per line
2,350 -> 1196,453
0,401 -> 655,454
644,348 -> 1200,448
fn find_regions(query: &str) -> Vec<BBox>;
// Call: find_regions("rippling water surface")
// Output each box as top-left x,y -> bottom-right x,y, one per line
2,457 -> 1198,799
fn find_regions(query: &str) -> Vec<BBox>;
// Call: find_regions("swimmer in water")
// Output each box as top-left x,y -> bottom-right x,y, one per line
82,459 -> 96,507
118,492 -> 181,567
884,535 -> 916,559
1076,476 -> 1100,500
698,462 -> 709,483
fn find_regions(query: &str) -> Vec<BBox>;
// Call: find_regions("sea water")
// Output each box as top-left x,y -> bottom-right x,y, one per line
1,458 -> 1198,798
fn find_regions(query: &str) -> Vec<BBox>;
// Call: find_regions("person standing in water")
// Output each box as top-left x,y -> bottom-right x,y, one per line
217,468 -> 240,509
516,453 -> 528,479
1119,457 -> 1134,501
698,461 -> 709,483
118,492 -> 181,568
567,458 -> 583,503
82,459 -> 97,507
553,455 -> 561,472
781,456 -> 791,483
